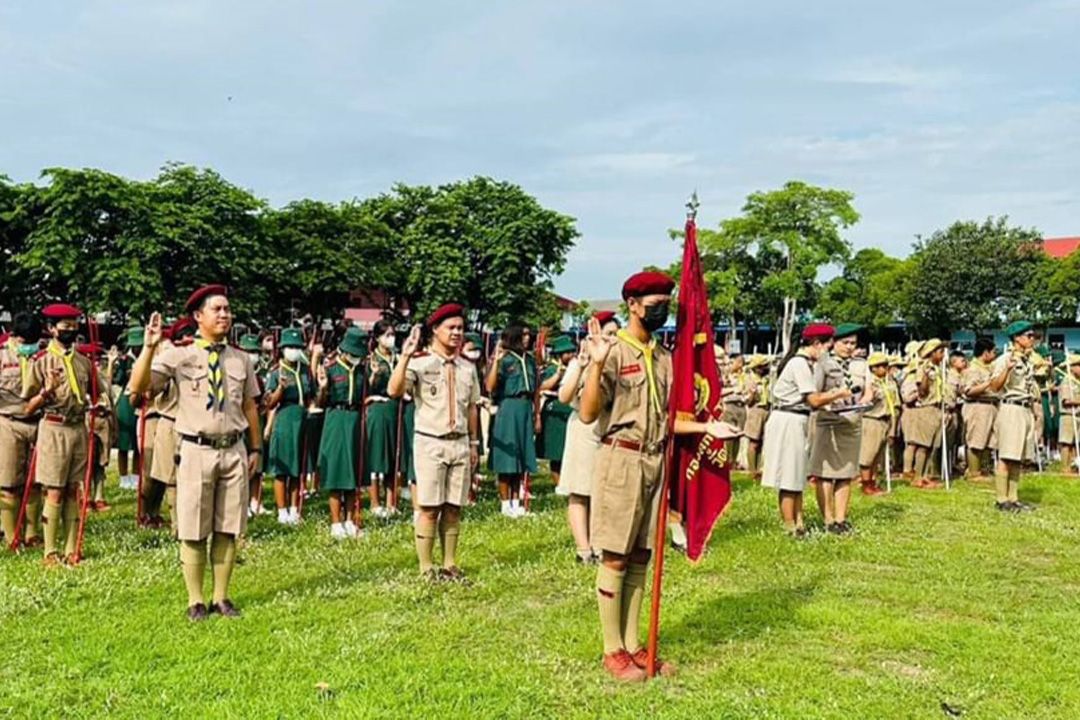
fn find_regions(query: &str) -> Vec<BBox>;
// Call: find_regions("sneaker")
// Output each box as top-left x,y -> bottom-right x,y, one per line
277,509 -> 290,525
827,522 -> 843,535
186,603 -> 209,622
1012,501 -> 1036,512
385,505 -> 399,517
500,503 -> 515,518
995,501 -> 1020,513
330,523 -> 348,539
421,567 -> 441,583
288,507 -> 301,524
919,478 -> 944,490
208,599 -> 241,618
602,650 -> 648,683
343,520 -> 362,538
630,648 -> 677,677
43,552 -> 65,568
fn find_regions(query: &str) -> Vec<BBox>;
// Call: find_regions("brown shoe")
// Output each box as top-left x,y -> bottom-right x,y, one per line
861,481 -> 884,496
209,599 -> 242,618
630,648 -> 677,677
43,552 -> 64,568
64,553 -> 80,566
919,478 -> 944,489
439,566 -> 470,585
602,650 -> 648,682
187,603 -> 209,622
910,477 -> 928,488
24,536 -> 43,548
94,500 -> 111,512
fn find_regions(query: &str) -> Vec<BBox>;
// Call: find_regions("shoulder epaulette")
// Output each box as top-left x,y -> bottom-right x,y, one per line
32,348 -> 48,360
412,351 -> 430,358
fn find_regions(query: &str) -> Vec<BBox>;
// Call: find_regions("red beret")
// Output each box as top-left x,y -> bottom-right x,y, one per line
427,303 -> 465,328
801,323 -> 835,342
42,303 -> 83,320
166,317 -> 197,341
621,271 -> 675,300
593,310 -> 618,327
184,284 -> 229,314
76,342 -> 102,355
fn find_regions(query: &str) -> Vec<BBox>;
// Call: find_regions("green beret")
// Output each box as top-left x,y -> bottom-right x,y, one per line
238,334 -> 261,352
550,335 -> 576,355
1005,320 -> 1033,339
124,326 -> 144,347
833,323 -> 864,340
279,327 -> 305,348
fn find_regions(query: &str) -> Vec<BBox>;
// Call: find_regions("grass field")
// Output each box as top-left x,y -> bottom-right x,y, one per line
2,466 -> 1079,719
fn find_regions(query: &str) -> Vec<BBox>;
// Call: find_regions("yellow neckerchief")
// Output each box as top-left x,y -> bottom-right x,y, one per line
755,371 -> 770,407
508,351 -> 532,392
373,348 -> 396,376
336,357 -> 358,404
616,329 -> 662,417
47,340 -> 84,406
281,359 -> 305,406
6,337 -> 32,390
874,374 -> 897,417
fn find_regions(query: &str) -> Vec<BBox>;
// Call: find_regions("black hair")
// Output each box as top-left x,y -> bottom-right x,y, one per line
501,323 -> 528,354
372,320 -> 394,339
12,312 -> 41,342
974,336 -> 996,357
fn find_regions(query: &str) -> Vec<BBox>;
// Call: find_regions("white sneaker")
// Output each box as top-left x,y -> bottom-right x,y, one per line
277,508 -> 290,525
372,506 -> 386,519
330,523 -> 348,539
514,505 -> 529,518
402,488 -> 412,500
385,505 -> 399,517
343,520 -> 361,538
501,501 -> 514,517
288,507 -> 300,524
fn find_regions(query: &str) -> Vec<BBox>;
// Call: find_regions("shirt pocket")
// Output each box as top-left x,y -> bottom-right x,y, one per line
226,367 -> 246,402
614,372 -> 646,416
420,368 -> 443,400
178,366 -> 208,400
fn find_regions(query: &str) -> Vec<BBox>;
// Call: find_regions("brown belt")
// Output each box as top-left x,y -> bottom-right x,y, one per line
601,437 -> 664,455
44,413 -> 84,425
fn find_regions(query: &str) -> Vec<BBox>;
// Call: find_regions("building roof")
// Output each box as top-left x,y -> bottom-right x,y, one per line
1044,236 -> 1080,259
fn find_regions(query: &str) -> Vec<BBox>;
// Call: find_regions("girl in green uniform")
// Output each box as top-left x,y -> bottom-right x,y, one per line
365,321 -> 402,518
239,334 -> 267,517
485,324 -> 537,518
266,328 -> 313,525
536,335 -> 577,488
317,327 -> 367,539
462,334 -> 487,503
113,331 -> 140,489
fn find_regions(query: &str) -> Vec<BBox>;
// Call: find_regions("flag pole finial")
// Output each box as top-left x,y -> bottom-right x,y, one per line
686,191 -> 699,221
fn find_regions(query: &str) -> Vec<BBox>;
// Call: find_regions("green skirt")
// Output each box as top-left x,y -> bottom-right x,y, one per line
537,399 -> 572,462
365,400 -> 401,475
490,396 -> 537,474
268,405 -> 307,478
115,393 -> 138,452
403,401 -> 416,482
318,408 -> 359,491
1043,393 -> 1059,441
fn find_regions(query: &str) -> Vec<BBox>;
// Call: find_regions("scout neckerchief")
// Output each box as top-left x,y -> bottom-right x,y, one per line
6,337 -> 32,391
431,346 -> 458,431
280,358 -> 305,406
756,372 -> 771,407
508,351 -> 532,392
47,340 -> 84,406
336,356 -> 358,405
616,329 -> 662,417
874,375 -> 897,418
194,337 -> 226,410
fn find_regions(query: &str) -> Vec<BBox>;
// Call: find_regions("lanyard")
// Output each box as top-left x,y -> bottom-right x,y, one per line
47,341 -> 83,406
7,339 -> 31,390
336,358 -> 357,404
616,329 -> 662,417
509,352 -> 531,392
282,361 -> 305,406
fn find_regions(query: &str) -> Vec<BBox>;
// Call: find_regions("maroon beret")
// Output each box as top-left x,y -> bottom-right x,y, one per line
427,303 -> 466,328
621,271 -> 675,300
184,284 -> 229,314
76,342 -> 102,355
166,317 -> 197,341
593,310 -> 618,327
42,303 -> 83,321
801,323 -> 836,342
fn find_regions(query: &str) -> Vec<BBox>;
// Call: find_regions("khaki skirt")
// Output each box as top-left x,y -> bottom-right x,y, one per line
809,414 -> 861,479
761,410 -> 809,492
556,413 -> 602,497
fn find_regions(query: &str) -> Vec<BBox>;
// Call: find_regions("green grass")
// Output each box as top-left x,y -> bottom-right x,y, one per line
2,467 -> 1080,719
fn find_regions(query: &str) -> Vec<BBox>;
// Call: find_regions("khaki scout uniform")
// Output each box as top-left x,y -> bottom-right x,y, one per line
906,361 -> 943,449
962,359 -> 998,452
150,342 -> 259,541
0,339 -> 41,541
150,340 -> 181,486
761,352 -> 816,493
25,342 -> 93,489
808,353 -> 864,479
404,350 -> 481,508
742,371 -> 770,443
992,351 -> 1037,463
860,374 -> 897,470
1058,371 -> 1080,448
590,335 -> 672,555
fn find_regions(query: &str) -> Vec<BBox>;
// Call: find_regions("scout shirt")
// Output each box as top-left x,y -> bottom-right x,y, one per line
962,358 -> 998,402
992,350 -> 1038,405
405,350 -> 480,437
0,338 -> 36,419
770,351 -> 816,413
594,331 -> 672,452
150,339 -> 180,418
747,372 -> 771,409
864,373 -> 898,421
265,360 -> 314,410
914,361 -> 944,407
945,367 -> 965,411
812,352 -> 863,427
24,341 -> 94,421
494,352 -> 537,402
326,357 -> 365,407
149,341 -> 260,438
367,351 -> 395,399
721,368 -> 750,404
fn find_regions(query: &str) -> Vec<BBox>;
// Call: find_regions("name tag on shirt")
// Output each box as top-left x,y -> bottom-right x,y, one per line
620,364 -> 643,377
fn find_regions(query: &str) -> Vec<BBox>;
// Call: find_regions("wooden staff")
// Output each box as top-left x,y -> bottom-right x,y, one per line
8,447 -> 37,552
645,414 -> 678,678
72,318 -> 101,565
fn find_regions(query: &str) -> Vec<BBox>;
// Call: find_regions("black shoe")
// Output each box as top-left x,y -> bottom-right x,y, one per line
421,568 -> 441,583
837,520 -> 853,534
788,527 -> 808,539
209,599 -> 241,618
438,566 -> 470,585
826,523 -> 843,535
1012,501 -> 1036,512
670,540 -> 687,554
186,603 -> 209,622
995,501 -> 1020,513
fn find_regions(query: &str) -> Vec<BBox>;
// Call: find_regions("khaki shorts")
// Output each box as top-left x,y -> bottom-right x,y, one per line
1061,409 -> 1080,446
590,443 -> 663,555
859,416 -> 890,469
175,439 -> 248,541
906,406 -> 942,448
413,433 -> 470,508
963,403 -> 997,450
0,415 -> 38,489
35,419 -> 88,489
151,417 -> 179,485
138,415 -> 158,481
995,403 -> 1034,463
743,407 -> 769,442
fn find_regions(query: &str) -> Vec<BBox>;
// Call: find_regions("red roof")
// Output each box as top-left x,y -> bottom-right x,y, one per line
1044,236 -> 1080,259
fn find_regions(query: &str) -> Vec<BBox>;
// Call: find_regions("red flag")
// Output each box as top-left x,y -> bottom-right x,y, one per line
669,213 -> 732,562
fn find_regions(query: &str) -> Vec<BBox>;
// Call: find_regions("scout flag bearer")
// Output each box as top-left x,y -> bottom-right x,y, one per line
316,326 -> 366,539
388,303 -> 481,583
989,321 -> 1039,512
1,313 -> 43,547
129,284 -> 263,620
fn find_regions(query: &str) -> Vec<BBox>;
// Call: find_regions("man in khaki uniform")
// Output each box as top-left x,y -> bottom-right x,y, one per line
579,271 -> 737,682
129,285 -> 262,620
859,352 -> 895,495
1058,354 -> 1080,474
0,313 -> 43,547
388,303 -> 480,583
961,337 -> 998,479
899,340 -> 923,479
742,355 -> 771,478
22,304 -> 94,566
720,353 -> 748,467
989,321 -> 1038,511
907,339 -> 946,489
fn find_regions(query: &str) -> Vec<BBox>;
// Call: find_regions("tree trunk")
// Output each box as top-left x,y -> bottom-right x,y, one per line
781,296 -> 797,354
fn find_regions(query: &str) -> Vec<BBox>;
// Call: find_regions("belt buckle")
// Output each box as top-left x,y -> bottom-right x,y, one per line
213,435 -> 233,450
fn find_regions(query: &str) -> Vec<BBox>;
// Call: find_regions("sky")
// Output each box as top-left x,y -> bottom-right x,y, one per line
2,1 -> 1078,300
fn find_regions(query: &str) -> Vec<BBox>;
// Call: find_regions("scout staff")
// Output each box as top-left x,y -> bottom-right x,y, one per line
1058,354 -> 1080,474
578,271 -> 739,682
961,337 -> 999,480
388,303 -> 481,582
1,313 -> 43,547
486,323 -> 538,518
83,343 -> 116,514
742,354 -> 771,480
989,321 -> 1038,512
761,324 -> 849,538
316,326 -> 366,539
899,340 -> 923,479
536,335 -> 577,488
556,311 -> 620,564
365,320 -> 401,518
130,285 -> 262,620
22,304 -> 94,566
858,352 -> 895,495
265,328 -> 313,525
719,353 -> 749,470
808,323 -> 869,533
905,339 -> 946,489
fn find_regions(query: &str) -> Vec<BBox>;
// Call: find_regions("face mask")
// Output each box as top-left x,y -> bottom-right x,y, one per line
283,348 -> 303,364
379,335 -> 395,350
18,343 -> 39,356
641,302 -> 669,333
463,349 -> 481,361
56,330 -> 78,347
343,353 -> 361,365
247,352 -> 261,365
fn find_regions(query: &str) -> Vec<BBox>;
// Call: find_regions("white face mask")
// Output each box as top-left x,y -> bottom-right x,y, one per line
283,348 -> 303,363
343,353 -> 361,365
379,335 -> 395,350
247,352 -> 261,365
464,349 -> 481,361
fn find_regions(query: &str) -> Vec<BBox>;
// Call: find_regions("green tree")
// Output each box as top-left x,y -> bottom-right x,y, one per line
0,176 -> 37,313
902,217 -> 1044,335
1022,250 -> 1080,325
816,248 -> 910,331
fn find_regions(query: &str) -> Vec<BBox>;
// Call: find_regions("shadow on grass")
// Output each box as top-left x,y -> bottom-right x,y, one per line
664,582 -> 818,649
1020,486 -> 1044,504
859,501 -> 906,524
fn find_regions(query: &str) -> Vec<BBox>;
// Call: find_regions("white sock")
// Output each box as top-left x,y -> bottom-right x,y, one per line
278,508 -> 289,522
510,498 -> 520,511
501,500 -> 511,513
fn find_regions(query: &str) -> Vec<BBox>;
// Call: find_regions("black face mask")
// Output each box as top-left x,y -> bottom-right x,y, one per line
56,329 -> 78,347
641,302 -> 670,333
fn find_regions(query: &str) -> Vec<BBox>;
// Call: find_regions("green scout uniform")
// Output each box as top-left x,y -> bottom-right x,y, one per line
537,360 -> 573,463
365,350 -> 401,476
113,352 -> 138,453
266,358 -> 314,478
318,355 -> 365,492
490,351 -> 538,474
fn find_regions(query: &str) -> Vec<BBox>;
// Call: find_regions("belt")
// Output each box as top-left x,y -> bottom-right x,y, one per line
328,403 -> 360,411
1001,399 -> 1032,408
723,400 -> 745,406
1,414 -> 40,424
180,432 -> 244,450
415,430 -> 467,440
775,406 -> 810,416
43,413 -> 84,425
965,398 -> 999,406
601,437 -> 664,455
145,412 -> 163,421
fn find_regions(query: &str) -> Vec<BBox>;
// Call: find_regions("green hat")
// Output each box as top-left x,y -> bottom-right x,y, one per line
239,334 -> 261,352
834,323 -> 864,340
464,333 -> 483,347
550,335 -> 576,355
125,326 -> 144,347
1005,320 -> 1033,338
338,327 -> 368,357
279,328 -> 305,348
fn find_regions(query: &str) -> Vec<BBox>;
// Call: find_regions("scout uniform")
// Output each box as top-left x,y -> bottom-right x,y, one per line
144,284 -> 261,618
944,357 -> 965,478
962,354 -> 999,477
1057,355 -> 1080,474
0,327 -> 42,546
146,318 -> 196,531
489,346 -> 538,475
23,304 -> 94,565
536,335 -> 576,471
81,344 -> 116,512
859,353 -> 897,487
742,355 -> 771,476
761,341 -> 821,494
317,327 -> 366,536
991,321 -> 1038,510
719,356 -> 749,468
365,345 -> 400,483
808,324 -> 865,482
112,338 -> 139,488
265,329 -> 313,484
907,339 -> 945,486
